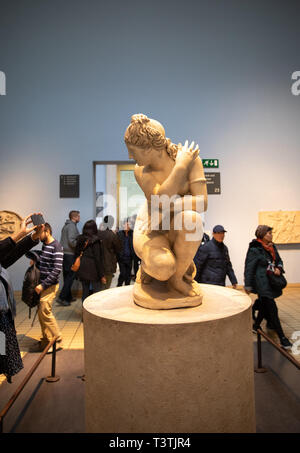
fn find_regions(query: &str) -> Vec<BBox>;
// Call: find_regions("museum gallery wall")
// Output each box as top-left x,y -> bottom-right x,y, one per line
0,0 -> 299,289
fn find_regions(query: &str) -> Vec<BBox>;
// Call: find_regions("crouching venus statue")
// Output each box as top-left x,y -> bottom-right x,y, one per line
124,114 -> 208,309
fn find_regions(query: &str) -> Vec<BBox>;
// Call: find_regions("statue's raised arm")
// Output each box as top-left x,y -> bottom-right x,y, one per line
124,114 -> 207,309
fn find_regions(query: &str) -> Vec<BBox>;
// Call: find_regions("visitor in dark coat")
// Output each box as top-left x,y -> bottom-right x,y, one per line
98,215 -> 122,289
0,214 -> 44,382
193,231 -> 210,282
127,215 -> 141,281
194,225 -> 237,287
117,220 -> 135,286
74,220 -> 106,302
244,224 -> 292,350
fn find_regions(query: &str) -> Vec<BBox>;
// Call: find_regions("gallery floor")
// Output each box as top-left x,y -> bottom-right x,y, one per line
0,283 -> 299,433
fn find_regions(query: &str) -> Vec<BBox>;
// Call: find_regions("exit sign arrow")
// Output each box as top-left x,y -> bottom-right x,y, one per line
202,159 -> 219,168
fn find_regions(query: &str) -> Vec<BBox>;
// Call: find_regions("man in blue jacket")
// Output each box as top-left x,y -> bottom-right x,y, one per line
194,225 -> 238,288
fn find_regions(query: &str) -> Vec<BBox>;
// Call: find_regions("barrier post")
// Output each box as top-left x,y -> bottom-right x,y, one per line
0,337 -> 59,433
46,340 -> 60,383
255,330 -> 268,373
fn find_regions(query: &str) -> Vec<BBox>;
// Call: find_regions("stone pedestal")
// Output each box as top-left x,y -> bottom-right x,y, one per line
83,284 -> 256,433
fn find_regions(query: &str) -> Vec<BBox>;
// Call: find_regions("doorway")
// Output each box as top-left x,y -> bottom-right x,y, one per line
94,161 -> 145,230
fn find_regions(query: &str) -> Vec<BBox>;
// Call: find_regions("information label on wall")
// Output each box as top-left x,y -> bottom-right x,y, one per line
205,172 -> 221,195
60,175 -> 80,198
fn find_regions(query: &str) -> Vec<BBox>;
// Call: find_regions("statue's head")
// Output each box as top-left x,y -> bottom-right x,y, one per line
124,114 -> 177,162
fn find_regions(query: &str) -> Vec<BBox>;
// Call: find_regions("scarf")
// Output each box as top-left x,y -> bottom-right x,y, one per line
0,264 -> 17,318
257,239 -> 276,262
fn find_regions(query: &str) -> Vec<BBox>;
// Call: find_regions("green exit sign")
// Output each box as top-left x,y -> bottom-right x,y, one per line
202,159 -> 219,168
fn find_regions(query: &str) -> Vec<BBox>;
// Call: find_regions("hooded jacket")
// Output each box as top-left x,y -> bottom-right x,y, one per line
75,234 -> 105,282
244,239 -> 284,299
60,219 -> 80,255
97,229 -> 122,274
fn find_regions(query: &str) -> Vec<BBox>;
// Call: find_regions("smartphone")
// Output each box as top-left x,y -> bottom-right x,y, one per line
31,214 -> 45,225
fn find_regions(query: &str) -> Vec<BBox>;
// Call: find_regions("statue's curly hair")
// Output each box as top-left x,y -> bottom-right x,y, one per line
124,113 -> 178,160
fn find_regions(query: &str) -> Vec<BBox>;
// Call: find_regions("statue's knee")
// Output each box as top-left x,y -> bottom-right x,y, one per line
143,247 -> 176,281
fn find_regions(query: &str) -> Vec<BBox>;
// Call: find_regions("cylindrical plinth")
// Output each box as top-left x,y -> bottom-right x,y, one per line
83,285 -> 255,433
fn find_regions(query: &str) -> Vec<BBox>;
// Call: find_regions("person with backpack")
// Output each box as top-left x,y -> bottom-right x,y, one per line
74,220 -> 106,303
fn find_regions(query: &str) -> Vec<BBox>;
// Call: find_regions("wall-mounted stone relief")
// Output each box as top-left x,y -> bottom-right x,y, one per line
258,211 -> 300,244
0,211 -> 22,241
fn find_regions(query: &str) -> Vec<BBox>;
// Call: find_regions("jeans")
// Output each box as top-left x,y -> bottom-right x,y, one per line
59,254 -> 76,302
38,284 -> 62,345
117,260 -> 132,286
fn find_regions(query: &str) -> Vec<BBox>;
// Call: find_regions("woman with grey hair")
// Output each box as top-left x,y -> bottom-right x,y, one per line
244,225 -> 292,350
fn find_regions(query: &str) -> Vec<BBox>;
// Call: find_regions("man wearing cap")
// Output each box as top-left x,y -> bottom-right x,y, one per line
244,224 -> 292,350
194,224 -> 238,288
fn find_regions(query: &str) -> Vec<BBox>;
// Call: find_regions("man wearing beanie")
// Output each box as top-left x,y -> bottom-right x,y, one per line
244,224 -> 292,350
255,225 -> 273,240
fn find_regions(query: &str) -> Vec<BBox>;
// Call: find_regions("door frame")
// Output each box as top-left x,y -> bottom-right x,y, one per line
93,160 -> 133,226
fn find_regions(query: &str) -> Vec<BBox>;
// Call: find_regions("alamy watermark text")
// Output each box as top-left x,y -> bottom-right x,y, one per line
0,71 -> 6,95
291,71 -> 300,96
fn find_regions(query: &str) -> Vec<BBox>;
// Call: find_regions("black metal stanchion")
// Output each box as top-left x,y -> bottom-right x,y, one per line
0,337 -> 60,433
46,340 -> 60,383
254,330 -> 268,373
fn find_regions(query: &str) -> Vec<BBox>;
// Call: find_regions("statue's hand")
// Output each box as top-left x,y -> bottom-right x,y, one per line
176,140 -> 199,168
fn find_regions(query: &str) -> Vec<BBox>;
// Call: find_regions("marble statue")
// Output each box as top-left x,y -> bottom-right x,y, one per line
124,114 -> 208,309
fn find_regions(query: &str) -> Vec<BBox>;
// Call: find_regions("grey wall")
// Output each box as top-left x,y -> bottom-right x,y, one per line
0,0 -> 300,289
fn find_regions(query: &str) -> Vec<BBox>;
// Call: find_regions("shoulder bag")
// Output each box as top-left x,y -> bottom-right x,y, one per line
71,240 -> 89,272
267,261 -> 287,290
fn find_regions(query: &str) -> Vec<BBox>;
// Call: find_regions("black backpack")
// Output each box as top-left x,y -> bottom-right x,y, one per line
22,262 -> 40,310
22,249 -> 42,322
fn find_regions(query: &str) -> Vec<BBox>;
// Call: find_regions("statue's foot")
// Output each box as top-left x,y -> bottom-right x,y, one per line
191,280 -> 202,296
168,275 -> 199,297
135,266 -> 153,284
183,262 -> 197,283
